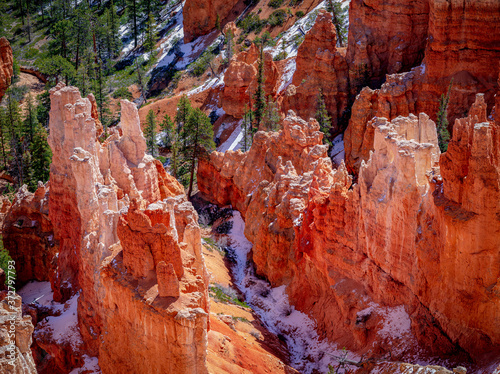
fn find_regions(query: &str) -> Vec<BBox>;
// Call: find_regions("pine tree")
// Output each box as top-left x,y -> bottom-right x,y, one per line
263,95 -> 280,131
437,80 -> 453,153
253,43 -> 266,130
144,109 -> 158,157
29,122 -> 52,189
224,28 -> 234,62
182,108 -> 215,198
242,104 -> 253,152
315,89 -> 332,145
5,94 -> 24,185
215,13 -> 221,33
326,0 -> 348,47
143,13 -> 157,52
0,108 -> 10,170
126,0 -> 139,48
23,94 -> 37,143
160,113 -> 174,148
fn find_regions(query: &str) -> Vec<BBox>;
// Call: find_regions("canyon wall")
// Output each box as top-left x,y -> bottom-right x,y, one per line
0,37 -> 13,102
344,0 -> 500,173
198,95 -> 500,360
183,0 -> 240,43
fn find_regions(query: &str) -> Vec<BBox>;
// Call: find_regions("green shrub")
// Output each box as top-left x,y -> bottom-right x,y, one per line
24,47 -> 39,60
289,0 -> 303,5
273,51 -> 287,61
112,86 -> 133,100
269,0 -> 284,8
268,9 -> 287,27
237,13 -> 266,34
295,10 -> 305,17
209,284 -> 250,308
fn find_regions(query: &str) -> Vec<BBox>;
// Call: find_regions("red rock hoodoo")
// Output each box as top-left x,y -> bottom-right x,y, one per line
10,83 -> 211,374
222,43 -> 280,119
0,37 -> 13,102
283,10 -> 349,135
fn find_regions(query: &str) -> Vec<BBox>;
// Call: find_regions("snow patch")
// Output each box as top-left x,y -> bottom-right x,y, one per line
330,134 -> 345,166
223,212 -> 359,373
69,355 -> 101,374
18,281 -> 53,306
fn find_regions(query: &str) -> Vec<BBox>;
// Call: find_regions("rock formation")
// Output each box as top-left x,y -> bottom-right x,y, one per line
183,0 -> 239,43
344,0 -> 500,173
283,10 -> 349,134
222,43 -> 279,119
0,37 -> 13,102
346,0 -> 429,83
198,96 -> 500,360
0,292 -> 36,373
4,83 -> 210,373
2,184 -> 56,287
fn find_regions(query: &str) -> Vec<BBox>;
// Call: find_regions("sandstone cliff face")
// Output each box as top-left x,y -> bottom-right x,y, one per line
283,10 -> 348,135
0,37 -> 13,102
2,185 -> 56,287
198,97 -> 500,360
346,0 -> 429,85
34,83 -> 210,373
222,43 -> 279,119
0,293 -> 36,373
183,0 -> 239,43
344,0 -> 500,173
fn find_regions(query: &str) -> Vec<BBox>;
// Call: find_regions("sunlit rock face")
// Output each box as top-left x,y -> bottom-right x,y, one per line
222,43 -> 280,119
183,0 -> 239,43
282,10 -> 349,136
344,0 -> 500,174
8,83 -> 211,373
198,96 -> 500,360
0,37 -> 13,102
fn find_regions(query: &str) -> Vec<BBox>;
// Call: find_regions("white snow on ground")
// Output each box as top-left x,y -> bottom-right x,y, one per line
69,355 -> 101,374
187,72 -> 225,97
18,281 -> 53,306
278,58 -> 297,93
217,121 -> 244,153
267,0 -> 328,60
43,293 -> 83,348
330,133 -> 345,166
223,212 -> 360,374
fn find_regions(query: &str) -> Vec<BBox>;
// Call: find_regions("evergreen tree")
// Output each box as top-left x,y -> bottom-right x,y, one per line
36,88 -> 51,127
126,0 -> 139,48
160,113 -> 174,148
437,80 -> 453,153
0,108 -> 10,170
182,108 -> 215,197
175,95 -> 192,129
315,89 -> 332,145
242,104 -> 253,152
253,43 -> 266,130
144,109 -> 158,157
23,94 -> 37,143
135,58 -> 147,104
224,28 -> 234,62
215,13 -> 221,33
5,94 -> 24,185
29,122 -> 52,189
262,95 -> 280,131
326,0 -> 348,47
143,13 -> 157,52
